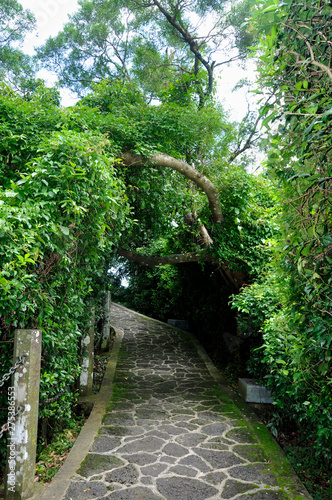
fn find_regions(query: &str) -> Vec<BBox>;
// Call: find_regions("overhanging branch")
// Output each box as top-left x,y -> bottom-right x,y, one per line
118,247 -> 215,266
118,247 -> 246,289
121,152 -> 224,224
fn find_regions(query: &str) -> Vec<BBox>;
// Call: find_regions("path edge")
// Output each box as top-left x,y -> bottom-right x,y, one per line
31,327 -> 124,500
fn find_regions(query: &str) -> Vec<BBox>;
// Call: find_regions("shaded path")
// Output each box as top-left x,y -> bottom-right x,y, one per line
63,304 -> 311,499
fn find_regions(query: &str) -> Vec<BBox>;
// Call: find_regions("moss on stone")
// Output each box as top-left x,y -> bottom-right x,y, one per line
233,444 -> 267,462
77,453 -> 124,477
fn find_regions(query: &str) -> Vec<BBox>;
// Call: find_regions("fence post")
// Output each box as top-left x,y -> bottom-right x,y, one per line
5,329 -> 42,500
79,309 -> 95,396
101,291 -> 111,352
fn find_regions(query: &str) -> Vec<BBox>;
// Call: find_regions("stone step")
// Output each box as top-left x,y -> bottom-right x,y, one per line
238,378 -> 274,404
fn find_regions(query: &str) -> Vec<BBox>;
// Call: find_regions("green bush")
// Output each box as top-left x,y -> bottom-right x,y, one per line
0,84 -> 129,467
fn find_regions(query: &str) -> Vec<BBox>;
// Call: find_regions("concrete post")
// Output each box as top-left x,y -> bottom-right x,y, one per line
5,329 -> 42,500
100,291 -> 111,352
80,309 -> 95,396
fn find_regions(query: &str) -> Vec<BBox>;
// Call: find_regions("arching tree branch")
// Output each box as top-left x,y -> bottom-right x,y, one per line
121,152 -> 224,224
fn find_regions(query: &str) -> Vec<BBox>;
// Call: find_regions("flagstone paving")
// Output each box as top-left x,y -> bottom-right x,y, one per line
63,303 -> 312,500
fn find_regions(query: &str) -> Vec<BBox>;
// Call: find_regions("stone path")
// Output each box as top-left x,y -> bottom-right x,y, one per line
63,303 -> 311,500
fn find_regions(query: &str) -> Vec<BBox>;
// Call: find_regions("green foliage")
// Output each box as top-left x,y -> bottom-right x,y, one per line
284,445 -> 332,500
213,168 -> 278,276
0,83 -> 129,468
35,416 -> 86,482
230,269 -> 283,377
37,0 -> 252,100
242,0 -> 332,462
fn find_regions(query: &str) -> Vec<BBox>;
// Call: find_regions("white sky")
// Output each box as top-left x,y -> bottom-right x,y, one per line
19,0 -> 256,119
20,0 -> 79,47
20,0 -> 79,104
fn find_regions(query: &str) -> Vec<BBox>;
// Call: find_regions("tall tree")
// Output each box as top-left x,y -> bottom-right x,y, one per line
37,0 -> 252,103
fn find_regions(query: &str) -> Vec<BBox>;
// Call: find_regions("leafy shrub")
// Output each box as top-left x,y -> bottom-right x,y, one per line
0,84 -> 129,467
230,270 -> 283,377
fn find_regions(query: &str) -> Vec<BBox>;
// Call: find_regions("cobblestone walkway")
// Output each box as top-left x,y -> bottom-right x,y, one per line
64,303 -> 311,500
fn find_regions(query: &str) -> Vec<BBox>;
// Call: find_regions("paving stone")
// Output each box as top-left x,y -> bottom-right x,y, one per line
117,437 -> 164,454
108,486 -> 164,499
100,426 -> 133,438
135,408 -> 168,420
105,465 -> 139,485
200,442 -> 229,450
103,414 -> 136,426
156,477 -> 218,499
189,418 -> 213,426
91,436 -> 121,453
168,465 -> 198,477
64,480 -> 107,499
146,430 -> 171,440
141,477 -> 153,485
122,453 -> 160,465
135,419 -> 159,427
201,422 -> 228,436
237,491 -> 288,499
229,464 -> 279,486
162,442 -> 188,457
226,427 -> 257,444
201,471 -> 227,485
159,424 -> 187,435
174,422 -> 199,431
197,411 -> 225,422
140,463 -> 168,476
222,479 -> 259,498
159,456 -> 177,464
175,433 -> 206,447
170,408 -> 195,415
179,454 -> 212,472
194,448 -> 245,468
77,454 -> 124,477
234,444 -> 267,463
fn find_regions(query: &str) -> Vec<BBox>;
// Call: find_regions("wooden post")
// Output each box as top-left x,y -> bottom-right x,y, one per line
80,309 -> 95,396
101,291 -> 111,352
5,329 -> 42,500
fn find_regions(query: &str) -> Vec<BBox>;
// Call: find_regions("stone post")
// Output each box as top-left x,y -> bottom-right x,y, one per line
100,291 -> 111,352
5,329 -> 42,500
79,309 -> 95,396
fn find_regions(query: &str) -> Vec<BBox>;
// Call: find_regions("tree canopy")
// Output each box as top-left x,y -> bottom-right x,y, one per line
37,0 -> 252,103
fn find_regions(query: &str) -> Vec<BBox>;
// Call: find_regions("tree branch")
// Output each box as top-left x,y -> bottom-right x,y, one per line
151,0 -> 215,96
228,113 -> 261,163
121,152 -> 224,224
118,247 -> 214,266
